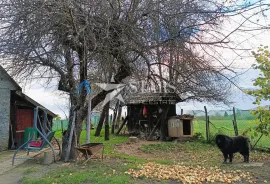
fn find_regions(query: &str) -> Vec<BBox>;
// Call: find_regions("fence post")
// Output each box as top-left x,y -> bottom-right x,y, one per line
61,120 -> 63,133
232,107 -> 239,136
207,116 -> 210,140
204,106 -> 209,141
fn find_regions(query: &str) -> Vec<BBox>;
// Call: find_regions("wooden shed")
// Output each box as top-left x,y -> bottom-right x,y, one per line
124,93 -> 182,141
11,91 -> 57,148
0,65 -> 56,151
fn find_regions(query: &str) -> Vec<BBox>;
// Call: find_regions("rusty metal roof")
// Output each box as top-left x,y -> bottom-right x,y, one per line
125,92 -> 182,105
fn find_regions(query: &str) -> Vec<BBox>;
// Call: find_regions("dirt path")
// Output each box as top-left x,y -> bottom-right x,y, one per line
0,148 -> 59,184
115,140 -> 159,159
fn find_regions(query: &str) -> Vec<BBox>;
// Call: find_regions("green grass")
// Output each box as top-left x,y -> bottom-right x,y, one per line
22,127 -> 270,184
21,119 -> 270,184
55,129 -> 150,164
55,129 -> 129,156
22,161 -> 132,184
193,119 -> 270,149
23,167 -> 36,175
23,129 -> 148,184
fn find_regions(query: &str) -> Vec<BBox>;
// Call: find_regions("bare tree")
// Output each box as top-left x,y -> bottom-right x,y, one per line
0,0 -> 269,159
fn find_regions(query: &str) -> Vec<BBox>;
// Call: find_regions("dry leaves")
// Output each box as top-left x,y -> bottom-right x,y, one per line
125,163 -> 255,183
61,163 -> 71,166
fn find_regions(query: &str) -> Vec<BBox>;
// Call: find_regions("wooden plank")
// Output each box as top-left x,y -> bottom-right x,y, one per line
86,95 -> 92,143
65,111 -> 76,162
111,101 -> 119,134
147,119 -> 161,141
116,116 -> 128,135
160,105 -> 170,141
15,130 -> 25,133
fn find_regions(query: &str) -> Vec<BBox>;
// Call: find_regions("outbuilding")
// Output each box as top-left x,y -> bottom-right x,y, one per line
124,92 -> 182,140
0,65 -> 56,151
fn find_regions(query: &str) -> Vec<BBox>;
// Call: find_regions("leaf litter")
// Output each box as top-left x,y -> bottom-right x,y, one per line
125,162 -> 256,183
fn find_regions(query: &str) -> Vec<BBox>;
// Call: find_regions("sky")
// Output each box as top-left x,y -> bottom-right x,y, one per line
22,67 -> 268,118
20,1 -> 270,119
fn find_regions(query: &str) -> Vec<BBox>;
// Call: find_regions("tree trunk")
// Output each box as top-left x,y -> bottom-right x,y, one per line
61,52 -> 131,161
104,103 -> 110,141
94,103 -> 109,136
61,100 -> 86,160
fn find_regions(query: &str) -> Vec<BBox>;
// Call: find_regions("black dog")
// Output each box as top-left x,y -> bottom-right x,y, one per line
215,134 -> 250,164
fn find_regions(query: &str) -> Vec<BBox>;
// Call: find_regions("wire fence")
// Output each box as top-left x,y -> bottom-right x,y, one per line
51,107 -> 270,150
187,107 -> 270,150
52,114 -> 101,132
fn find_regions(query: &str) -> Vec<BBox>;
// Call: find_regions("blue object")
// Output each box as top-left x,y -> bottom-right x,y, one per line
76,80 -> 92,95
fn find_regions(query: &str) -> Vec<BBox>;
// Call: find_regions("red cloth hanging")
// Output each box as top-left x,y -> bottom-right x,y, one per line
143,106 -> 147,117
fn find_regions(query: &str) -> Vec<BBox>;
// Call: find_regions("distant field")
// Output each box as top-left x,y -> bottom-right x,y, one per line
193,119 -> 270,149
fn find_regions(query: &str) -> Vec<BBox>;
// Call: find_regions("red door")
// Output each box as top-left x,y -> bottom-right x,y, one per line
16,109 -> 34,146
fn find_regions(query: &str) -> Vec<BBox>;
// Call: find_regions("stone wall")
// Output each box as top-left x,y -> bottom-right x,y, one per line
0,68 -> 18,151
0,88 -> 10,151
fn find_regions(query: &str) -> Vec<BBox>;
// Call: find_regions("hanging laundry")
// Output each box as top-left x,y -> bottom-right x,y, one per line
143,106 -> 147,117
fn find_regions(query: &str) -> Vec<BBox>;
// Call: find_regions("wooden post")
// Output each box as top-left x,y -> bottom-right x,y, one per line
110,114 -> 113,126
86,95 -> 92,144
207,116 -> 210,140
111,114 -> 115,134
65,111 -> 76,162
111,101 -> 119,134
61,120 -> 63,133
159,105 -> 170,141
204,106 -> 209,141
147,119 -> 161,141
116,116 -> 128,135
232,107 -> 238,136
94,103 -> 109,136
116,103 -> 123,128
105,105 -> 110,141
44,151 -> 53,165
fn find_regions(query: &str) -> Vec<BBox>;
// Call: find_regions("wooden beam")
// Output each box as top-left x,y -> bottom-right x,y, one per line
116,116 -> 128,135
159,105 -> 170,141
147,119 -> 161,141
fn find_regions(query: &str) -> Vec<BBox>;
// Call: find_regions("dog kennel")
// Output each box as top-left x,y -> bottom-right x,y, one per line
168,114 -> 194,138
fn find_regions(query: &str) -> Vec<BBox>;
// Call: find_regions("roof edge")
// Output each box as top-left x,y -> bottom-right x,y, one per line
0,65 -> 21,90
15,91 -> 57,118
